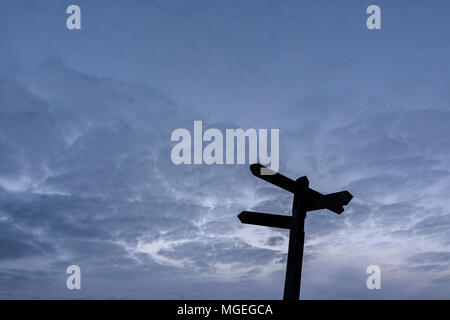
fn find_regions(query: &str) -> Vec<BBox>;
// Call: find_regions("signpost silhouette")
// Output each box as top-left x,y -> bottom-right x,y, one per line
237,163 -> 353,300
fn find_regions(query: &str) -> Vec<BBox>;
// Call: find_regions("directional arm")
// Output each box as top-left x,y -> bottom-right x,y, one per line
238,211 -> 292,229
304,189 -> 353,214
323,191 -> 353,206
250,164 -> 353,214
250,164 -> 307,193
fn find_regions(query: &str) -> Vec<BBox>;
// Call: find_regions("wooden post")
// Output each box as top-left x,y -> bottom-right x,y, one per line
283,178 -> 308,300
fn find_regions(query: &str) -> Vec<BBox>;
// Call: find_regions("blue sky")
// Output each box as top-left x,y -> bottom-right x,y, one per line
0,0 -> 449,299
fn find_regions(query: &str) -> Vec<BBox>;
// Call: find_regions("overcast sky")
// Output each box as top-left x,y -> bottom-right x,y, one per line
0,0 -> 449,299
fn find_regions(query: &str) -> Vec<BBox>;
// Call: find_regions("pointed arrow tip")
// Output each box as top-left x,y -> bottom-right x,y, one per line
344,191 -> 353,205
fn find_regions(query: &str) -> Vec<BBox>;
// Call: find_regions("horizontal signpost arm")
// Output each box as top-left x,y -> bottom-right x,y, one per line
304,189 -> 352,214
327,206 -> 345,214
323,191 -> 353,206
238,211 -> 292,229
248,164 -> 353,215
250,164 -> 301,193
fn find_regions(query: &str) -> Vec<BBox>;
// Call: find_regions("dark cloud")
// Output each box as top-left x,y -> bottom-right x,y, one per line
408,251 -> 450,264
0,220 -> 54,260
0,60 -> 288,298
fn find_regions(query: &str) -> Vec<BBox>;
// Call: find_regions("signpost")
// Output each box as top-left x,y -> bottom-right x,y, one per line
237,163 -> 353,300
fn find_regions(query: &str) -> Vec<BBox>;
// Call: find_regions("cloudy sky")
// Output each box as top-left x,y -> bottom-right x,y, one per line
0,0 -> 449,299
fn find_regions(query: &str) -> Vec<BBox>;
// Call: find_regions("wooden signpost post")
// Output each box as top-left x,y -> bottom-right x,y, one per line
237,163 -> 353,300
